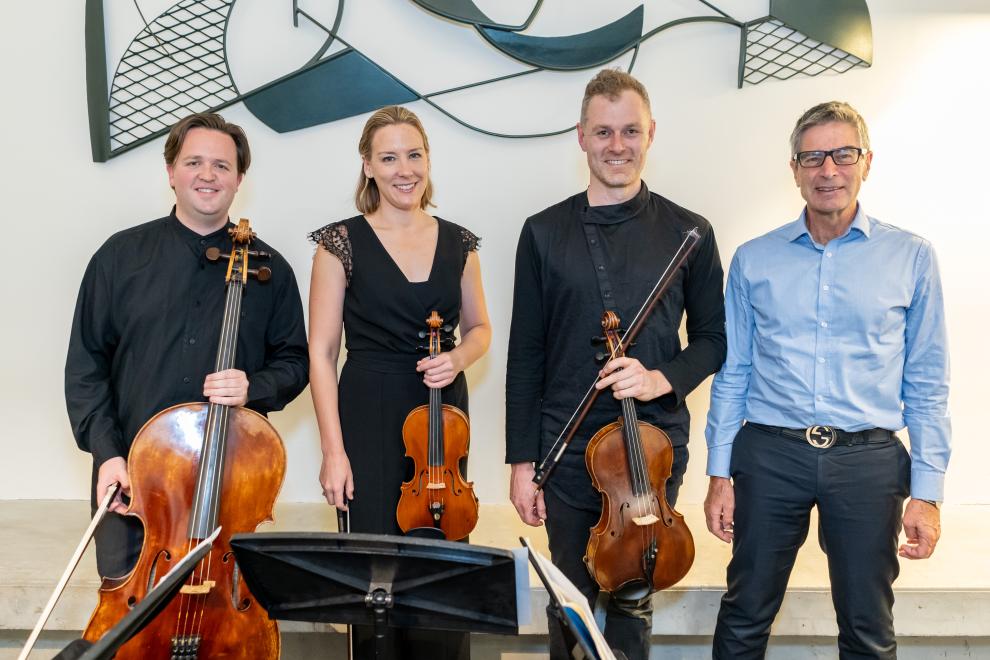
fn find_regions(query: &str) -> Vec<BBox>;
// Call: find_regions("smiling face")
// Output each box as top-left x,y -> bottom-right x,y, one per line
362,123 -> 430,214
791,121 -> 872,228
166,127 -> 242,233
577,89 -> 656,204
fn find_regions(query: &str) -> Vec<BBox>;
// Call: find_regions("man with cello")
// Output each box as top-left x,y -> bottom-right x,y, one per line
65,112 -> 309,580
505,69 -> 727,660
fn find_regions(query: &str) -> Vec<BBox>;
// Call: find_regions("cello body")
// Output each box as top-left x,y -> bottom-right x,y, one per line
83,404 -> 284,658
82,219 -> 283,658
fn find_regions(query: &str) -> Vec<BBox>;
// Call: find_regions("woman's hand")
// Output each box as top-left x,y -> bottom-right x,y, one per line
320,451 -> 354,511
416,351 -> 464,389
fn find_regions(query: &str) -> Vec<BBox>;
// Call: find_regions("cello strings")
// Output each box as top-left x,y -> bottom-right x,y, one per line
193,272 -> 241,641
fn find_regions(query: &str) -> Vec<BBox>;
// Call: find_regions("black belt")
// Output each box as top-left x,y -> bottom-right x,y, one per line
747,422 -> 893,449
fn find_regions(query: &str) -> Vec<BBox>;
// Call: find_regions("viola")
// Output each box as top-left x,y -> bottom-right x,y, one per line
396,310 -> 478,541
81,219 -> 284,658
584,311 -> 695,594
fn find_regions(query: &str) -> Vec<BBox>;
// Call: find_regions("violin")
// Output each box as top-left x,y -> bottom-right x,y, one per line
584,311 -> 695,594
81,219 -> 284,658
396,311 -> 479,541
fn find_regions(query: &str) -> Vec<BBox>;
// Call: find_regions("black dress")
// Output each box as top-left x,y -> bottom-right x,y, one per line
309,215 -> 479,659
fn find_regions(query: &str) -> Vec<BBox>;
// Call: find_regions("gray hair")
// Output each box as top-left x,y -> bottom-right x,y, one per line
790,101 -> 870,155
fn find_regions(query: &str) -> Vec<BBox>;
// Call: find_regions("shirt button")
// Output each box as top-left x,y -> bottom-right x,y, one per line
818,357 -> 825,363
183,377 -> 191,384
816,395 -> 823,401
590,239 -> 598,245
820,321 -> 828,328
826,251 -> 833,258
199,239 -> 206,245
189,338 -> 196,345
822,284 -> 830,291
603,291 -> 612,298
596,265 -> 605,271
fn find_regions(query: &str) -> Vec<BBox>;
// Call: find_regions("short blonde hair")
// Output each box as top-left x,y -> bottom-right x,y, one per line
355,106 -> 434,213
580,69 -> 651,126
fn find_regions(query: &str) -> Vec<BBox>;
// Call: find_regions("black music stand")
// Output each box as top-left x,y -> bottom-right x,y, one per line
230,532 -> 520,659
53,529 -> 220,660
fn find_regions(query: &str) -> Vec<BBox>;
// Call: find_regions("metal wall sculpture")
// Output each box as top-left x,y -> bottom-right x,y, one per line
85,0 -> 873,162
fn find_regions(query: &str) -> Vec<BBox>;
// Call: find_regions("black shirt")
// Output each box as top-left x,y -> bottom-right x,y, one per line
505,184 -> 726,509
65,210 -> 309,469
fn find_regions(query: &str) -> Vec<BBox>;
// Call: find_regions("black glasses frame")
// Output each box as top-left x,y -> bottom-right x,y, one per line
792,146 -> 866,168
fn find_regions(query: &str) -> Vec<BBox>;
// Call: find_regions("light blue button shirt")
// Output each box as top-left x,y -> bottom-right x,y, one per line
705,207 -> 951,501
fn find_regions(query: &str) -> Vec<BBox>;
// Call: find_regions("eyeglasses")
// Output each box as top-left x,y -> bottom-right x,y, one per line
792,146 -> 866,168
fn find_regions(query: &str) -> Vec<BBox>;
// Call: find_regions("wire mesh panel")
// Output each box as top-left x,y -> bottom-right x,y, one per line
741,18 -> 868,86
108,0 -> 239,152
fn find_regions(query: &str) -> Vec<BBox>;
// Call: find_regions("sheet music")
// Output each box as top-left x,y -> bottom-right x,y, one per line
521,538 -> 615,660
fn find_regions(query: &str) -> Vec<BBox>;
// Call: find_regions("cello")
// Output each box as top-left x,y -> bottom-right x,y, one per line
82,219 -> 284,658
396,310 -> 479,540
584,311 -> 694,594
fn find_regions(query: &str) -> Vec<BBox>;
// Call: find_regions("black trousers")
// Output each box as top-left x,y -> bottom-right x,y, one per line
544,445 -> 688,660
713,424 -> 911,660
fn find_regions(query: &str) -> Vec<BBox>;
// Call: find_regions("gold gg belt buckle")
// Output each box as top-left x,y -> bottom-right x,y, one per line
805,425 -> 837,448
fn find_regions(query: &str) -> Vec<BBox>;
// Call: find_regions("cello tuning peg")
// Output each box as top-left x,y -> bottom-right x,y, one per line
248,249 -> 271,260
205,247 -> 227,262
248,267 -> 272,282
590,335 -> 606,346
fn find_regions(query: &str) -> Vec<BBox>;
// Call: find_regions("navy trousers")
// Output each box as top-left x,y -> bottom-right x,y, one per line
712,424 -> 911,660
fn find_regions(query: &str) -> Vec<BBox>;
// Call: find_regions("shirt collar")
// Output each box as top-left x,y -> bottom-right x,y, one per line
786,204 -> 871,244
581,181 -> 650,225
167,206 -> 233,246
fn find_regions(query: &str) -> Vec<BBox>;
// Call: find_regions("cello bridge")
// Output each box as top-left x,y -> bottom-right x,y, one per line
180,580 -> 216,595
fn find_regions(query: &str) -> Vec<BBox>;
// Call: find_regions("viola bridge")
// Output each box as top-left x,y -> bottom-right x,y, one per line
631,513 -> 660,526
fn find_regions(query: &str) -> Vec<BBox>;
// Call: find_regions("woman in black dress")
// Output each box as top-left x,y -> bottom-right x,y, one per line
308,106 -> 491,658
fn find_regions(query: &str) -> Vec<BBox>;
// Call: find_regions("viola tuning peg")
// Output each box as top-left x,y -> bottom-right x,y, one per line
442,324 -> 453,333
594,351 -> 608,364
590,335 -> 606,346
249,249 -> 272,260
417,330 -> 427,339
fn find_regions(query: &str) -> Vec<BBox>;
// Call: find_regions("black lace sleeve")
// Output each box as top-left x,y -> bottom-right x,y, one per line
459,226 -> 481,269
308,222 -> 353,286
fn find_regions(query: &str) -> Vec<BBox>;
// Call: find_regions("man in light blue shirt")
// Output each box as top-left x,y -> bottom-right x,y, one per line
704,101 -> 949,659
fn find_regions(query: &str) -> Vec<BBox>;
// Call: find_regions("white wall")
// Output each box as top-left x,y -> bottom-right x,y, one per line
2,0 -> 987,506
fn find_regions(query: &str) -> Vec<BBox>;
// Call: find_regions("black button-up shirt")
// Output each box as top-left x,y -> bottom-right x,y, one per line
505,184 -> 726,509
65,210 -> 309,468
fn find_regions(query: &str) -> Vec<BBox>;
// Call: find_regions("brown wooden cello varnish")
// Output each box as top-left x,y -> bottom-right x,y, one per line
82,219 -> 283,658
396,311 -> 478,541
584,311 -> 695,595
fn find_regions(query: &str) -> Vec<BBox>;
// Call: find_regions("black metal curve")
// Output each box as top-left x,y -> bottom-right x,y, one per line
410,0 -> 544,32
